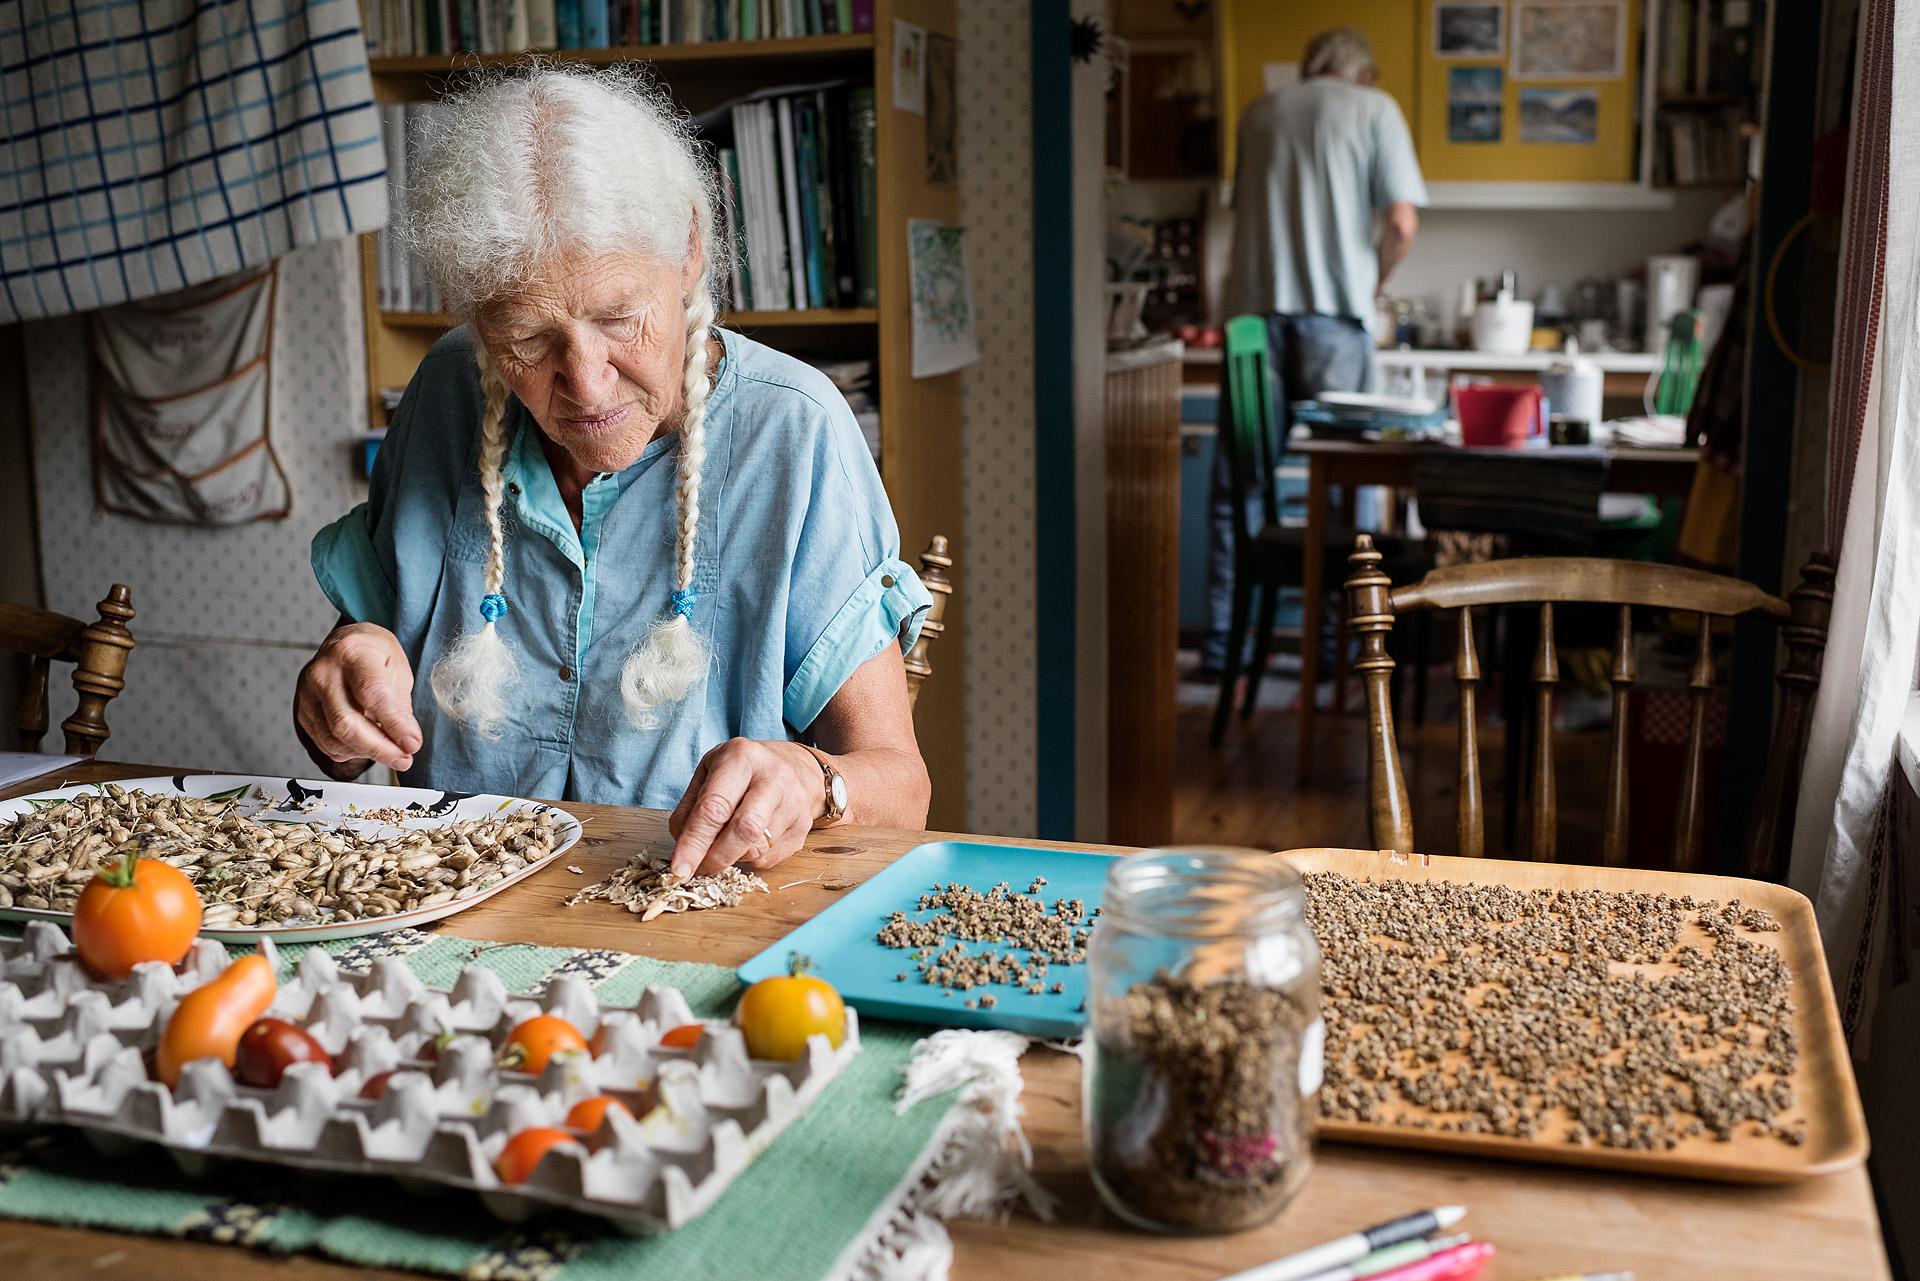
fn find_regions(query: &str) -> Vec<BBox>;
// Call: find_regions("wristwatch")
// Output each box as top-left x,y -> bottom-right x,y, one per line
803,745 -> 848,827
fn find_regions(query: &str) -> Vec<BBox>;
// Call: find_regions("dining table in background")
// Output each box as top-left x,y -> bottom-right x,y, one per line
1291,438 -> 1701,783
0,758 -> 1888,1281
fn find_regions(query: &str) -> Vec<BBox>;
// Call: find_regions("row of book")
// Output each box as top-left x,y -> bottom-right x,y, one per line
363,0 -> 873,58
1657,0 -> 1760,101
713,85 -> 877,313
1650,107 -> 1749,187
373,104 -> 447,313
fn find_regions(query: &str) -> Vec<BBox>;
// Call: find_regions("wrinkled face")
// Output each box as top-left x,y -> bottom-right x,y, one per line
475,245 -> 702,476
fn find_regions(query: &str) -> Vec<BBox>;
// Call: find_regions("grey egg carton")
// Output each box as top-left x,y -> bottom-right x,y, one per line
0,921 -> 860,1231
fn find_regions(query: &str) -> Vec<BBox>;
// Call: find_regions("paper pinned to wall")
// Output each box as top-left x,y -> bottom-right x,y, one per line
893,20 -> 927,113
907,219 -> 979,378
1512,0 -> 1625,80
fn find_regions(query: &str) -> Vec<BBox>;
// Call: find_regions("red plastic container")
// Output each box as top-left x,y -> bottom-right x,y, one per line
1454,385 -> 1545,447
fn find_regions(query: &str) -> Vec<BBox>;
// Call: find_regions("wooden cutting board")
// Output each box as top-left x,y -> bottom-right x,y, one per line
1281,847 -> 1869,1183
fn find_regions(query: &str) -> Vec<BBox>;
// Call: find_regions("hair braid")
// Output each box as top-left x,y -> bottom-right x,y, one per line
620,277 -> 716,730
428,351 -> 521,737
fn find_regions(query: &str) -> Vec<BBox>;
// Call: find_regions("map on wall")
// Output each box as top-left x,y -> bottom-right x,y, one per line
1512,0 -> 1624,80
907,219 -> 979,378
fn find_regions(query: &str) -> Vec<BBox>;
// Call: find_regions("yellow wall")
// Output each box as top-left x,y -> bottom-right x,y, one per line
1217,0 -> 1417,180
1415,0 -> 1640,181
1218,0 -> 1641,183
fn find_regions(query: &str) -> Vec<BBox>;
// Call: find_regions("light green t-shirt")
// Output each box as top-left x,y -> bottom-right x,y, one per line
1227,78 -> 1428,322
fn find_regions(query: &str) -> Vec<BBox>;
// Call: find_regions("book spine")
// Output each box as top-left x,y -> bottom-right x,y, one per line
826,88 -> 857,307
851,85 -> 877,309
722,149 -> 749,311
555,0 -> 581,46
775,98 -> 806,310
526,0 -> 556,46
581,0 -> 609,45
808,90 -> 838,308
794,98 -> 825,308
457,0 -> 478,49
758,104 -> 790,308
850,0 -> 870,32
835,0 -> 850,35
503,0 -> 530,49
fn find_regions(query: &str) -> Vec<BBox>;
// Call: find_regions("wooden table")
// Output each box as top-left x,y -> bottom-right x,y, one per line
1291,439 -> 1701,784
1,760 -> 1888,1281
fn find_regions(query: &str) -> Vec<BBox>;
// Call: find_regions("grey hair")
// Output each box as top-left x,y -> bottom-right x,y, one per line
1302,27 -> 1375,82
405,65 -> 724,734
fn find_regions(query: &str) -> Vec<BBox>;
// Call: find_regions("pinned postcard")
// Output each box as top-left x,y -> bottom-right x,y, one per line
893,20 -> 927,114
907,219 -> 978,378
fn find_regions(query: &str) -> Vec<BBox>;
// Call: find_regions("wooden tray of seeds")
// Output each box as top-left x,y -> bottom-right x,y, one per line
1281,848 -> 1868,1183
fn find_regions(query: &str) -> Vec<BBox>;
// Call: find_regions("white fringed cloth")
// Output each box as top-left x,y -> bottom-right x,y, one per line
0,0 -> 386,323
1789,0 -> 1920,1057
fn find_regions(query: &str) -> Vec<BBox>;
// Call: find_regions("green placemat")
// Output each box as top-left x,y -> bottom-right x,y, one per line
0,930 -> 962,1281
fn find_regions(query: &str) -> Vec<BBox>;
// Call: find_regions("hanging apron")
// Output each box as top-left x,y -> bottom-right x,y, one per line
89,266 -> 292,525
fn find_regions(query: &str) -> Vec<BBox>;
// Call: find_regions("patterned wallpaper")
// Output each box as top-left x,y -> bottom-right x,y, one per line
25,238 -> 368,775
956,1 -> 1039,837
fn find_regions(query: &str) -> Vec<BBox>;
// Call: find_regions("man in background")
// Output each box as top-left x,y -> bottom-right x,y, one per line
1201,26 -> 1426,679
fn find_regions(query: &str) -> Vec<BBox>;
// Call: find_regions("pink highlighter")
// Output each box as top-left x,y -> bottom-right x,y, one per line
1364,1241 -> 1497,1281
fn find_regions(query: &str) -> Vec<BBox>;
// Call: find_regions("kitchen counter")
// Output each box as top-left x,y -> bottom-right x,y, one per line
1375,347 -> 1661,373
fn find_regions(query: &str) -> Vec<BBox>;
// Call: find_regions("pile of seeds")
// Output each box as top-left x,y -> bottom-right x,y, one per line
1304,873 -> 1802,1151
0,785 -> 560,927
565,853 -> 767,921
875,879 -> 1096,1004
1088,972 -> 1313,1231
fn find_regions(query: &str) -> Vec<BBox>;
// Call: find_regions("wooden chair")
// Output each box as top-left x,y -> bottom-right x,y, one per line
903,536 -> 954,708
1344,536 -> 1832,879
2,586 -> 137,757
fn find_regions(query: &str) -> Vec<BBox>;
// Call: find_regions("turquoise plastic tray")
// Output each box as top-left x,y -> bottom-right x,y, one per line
737,840 -> 1120,1038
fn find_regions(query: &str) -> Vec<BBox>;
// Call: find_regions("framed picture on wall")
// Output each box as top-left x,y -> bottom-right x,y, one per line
1512,0 -> 1625,80
1434,3 -> 1505,58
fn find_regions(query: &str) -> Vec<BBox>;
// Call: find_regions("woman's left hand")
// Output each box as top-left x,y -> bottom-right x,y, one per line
666,739 -> 823,878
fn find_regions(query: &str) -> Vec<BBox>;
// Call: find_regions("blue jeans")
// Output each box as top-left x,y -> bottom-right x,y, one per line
1201,313 -> 1374,670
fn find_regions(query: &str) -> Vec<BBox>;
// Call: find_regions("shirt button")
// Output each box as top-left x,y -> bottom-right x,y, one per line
881,574 -> 895,588
507,482 -> 521,495
559,665 -> 574,682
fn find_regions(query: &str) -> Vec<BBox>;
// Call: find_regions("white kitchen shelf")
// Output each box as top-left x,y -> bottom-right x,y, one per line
1424,182 -> 1678,212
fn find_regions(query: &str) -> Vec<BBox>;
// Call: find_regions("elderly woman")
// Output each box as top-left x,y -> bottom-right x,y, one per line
298,69 -> 932,880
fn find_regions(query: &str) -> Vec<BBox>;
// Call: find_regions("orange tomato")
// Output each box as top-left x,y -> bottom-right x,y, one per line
498,1014 -> 587,1074
154,952 -> 277,1087
71,850 -> 203,980
564,1094 -> 632,1131
735,958 -> 845,1061
494,1127 -> 580,1185
659,1023 -> 705,1050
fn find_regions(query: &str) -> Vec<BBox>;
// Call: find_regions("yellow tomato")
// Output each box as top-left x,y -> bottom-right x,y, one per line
734,958 -> 845,1060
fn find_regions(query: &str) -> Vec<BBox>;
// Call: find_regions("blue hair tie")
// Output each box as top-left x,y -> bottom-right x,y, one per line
670,588 -> 698,620
480,593 -> 508,623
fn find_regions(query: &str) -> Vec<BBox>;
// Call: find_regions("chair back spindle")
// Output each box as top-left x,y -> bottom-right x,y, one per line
1743,555 -> 1836,880
1602,605 -> 1636,867
1671,613 -> 1717,873
1529,603 -> 1559,862
1,585 -> 136,758
1455,606 -> 1484,857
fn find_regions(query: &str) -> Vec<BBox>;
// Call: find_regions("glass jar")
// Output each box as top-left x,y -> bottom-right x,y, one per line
1084,848 -> 1323,1234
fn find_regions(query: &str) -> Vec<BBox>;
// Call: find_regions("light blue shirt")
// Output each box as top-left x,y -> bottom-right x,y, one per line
1227,78 -> 1428,322
310,325 -> 930,809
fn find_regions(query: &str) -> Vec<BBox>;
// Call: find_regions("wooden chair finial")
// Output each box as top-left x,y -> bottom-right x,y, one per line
1345,535 -> 1412,855
60,586 -> 137,757
904,537 -> 955,708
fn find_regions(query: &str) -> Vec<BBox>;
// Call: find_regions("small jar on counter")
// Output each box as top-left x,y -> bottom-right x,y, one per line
1084,848 -> 1323,1234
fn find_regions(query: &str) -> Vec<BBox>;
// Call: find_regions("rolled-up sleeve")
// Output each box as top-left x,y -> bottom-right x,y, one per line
311,503 -> 395,629
778,384 -> 932,732
784,558 -> 932,730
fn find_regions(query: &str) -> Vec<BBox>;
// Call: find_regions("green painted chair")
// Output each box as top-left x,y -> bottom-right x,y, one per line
1210,315 -> 1422,745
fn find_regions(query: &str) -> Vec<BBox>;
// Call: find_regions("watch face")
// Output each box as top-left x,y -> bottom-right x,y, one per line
828,771 -> 848,815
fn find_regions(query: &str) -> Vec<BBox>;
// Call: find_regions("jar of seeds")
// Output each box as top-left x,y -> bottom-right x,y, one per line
1085,848 -> 1322,1233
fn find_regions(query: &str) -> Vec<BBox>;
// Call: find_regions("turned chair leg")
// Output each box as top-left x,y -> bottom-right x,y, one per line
1211,566 -> 1253,746
1241,582 -> 1282,719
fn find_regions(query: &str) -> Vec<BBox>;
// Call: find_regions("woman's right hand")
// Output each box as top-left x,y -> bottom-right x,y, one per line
294,623 -> 424,778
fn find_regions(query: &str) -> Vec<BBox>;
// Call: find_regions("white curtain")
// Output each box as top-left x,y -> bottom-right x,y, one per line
1788,0 -> 1920,1053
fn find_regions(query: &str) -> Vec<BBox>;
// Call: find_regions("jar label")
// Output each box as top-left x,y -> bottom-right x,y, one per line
1299,1016 -> 1325,1097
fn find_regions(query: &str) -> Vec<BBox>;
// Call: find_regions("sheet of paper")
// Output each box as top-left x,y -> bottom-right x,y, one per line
0,753 -> 83,792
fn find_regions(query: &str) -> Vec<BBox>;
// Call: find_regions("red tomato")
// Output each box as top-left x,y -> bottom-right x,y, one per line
564,1095 -> 632,1131
494,1127 -> 580,1184
498,1015 -> 588,1074
235,1018 -> 332,1088
659,1023 -> 705,1050
71,850 -> 203,980
359,1069 -> 396,1100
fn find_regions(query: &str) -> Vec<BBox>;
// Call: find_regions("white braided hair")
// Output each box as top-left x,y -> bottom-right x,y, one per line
402,65 -> 726,736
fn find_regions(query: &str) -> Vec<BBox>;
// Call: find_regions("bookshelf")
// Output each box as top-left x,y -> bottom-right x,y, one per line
358,1 -> 968,828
